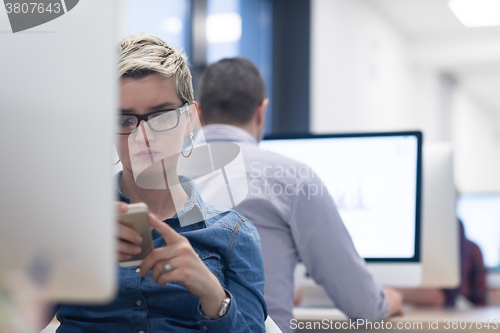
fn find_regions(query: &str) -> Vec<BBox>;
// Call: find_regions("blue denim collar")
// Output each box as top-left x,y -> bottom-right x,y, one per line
115,171 -> 206,231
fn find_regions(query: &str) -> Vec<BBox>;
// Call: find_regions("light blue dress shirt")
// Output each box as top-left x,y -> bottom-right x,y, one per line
198,124 -> 390,333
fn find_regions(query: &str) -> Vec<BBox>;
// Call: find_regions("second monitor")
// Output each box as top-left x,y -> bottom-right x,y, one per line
260,131 -> 423,287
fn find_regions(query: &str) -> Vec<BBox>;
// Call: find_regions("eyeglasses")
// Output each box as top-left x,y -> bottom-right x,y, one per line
117,103 -> 189,135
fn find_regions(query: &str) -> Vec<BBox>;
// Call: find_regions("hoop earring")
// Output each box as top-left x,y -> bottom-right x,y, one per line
114,158 -> 121,165
181,132 -> 194,158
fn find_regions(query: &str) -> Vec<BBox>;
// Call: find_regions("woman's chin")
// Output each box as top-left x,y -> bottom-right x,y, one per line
132,160 -> 178,190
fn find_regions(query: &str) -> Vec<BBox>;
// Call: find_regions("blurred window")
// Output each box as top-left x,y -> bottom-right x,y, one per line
125,0 -> 273,133
206,0 -> 273,133
457,193 -> 500,269
126,0 -> 191,56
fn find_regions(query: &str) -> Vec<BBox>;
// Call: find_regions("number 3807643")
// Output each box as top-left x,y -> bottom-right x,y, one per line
5,3 -> 61,14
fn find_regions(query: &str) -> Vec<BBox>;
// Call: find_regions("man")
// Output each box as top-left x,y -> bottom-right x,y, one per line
398,220 -> 486,307
195,57 -> 403,332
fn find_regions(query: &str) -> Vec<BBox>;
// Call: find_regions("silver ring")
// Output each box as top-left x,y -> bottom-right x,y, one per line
163,260 -> 173,273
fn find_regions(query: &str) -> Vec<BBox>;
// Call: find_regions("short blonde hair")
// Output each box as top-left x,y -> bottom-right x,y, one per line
118,33 -> 194,104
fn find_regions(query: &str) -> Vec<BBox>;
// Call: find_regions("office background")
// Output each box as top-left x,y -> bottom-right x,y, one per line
123,0 -> 500,196
119,0 -> 500,276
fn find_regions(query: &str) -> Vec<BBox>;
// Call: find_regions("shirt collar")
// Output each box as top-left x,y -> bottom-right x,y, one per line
200,124 -> 258,145
115,171 -> 206,230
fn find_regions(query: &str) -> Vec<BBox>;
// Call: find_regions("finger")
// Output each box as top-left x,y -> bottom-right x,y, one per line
148,242 -> 197,281
118,252 -> 132,262
148,213 -> 184,245
118,240 -> 142,255
117,223 -> 142,244
139,246 -> 176,277
157,268 -> 184,287
116,201 -> 128,214
118,253 -> 132,261
151,257 -> 182,283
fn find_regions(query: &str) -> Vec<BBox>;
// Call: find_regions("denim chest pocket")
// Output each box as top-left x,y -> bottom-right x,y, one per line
168,252 -> 222,290
199,252 -> 222,280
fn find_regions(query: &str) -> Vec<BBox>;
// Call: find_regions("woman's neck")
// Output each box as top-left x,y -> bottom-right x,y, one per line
119,169 -> 190,221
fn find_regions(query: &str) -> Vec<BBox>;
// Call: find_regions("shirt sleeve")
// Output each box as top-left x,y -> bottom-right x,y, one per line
290,175 -> 390,321
195,289 -> 237,332
465,241 -> 487,306
195,219 -> 267,332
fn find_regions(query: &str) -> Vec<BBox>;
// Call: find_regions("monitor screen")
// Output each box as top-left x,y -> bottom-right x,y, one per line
260,132 -> 422,262
457,194 -> 500,270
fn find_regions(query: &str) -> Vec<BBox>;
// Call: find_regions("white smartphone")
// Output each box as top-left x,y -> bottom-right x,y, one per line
118,203 -> 154,268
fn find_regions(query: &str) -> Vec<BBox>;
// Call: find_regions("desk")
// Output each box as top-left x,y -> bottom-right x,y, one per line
41,317 -> 284,333
40,321 -> 59,333
293,307 -> 500,332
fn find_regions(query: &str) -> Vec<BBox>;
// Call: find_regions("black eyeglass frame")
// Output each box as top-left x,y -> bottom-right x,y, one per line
117,103 -> 190,135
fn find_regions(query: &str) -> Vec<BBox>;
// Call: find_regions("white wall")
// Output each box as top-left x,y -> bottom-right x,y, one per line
310,0 -> 452,140
452,88 -> 500,193
310,0 -> 418,134
310,0 -> 500,193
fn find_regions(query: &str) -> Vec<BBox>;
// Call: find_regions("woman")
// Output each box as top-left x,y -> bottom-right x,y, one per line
55,34 -> 267,332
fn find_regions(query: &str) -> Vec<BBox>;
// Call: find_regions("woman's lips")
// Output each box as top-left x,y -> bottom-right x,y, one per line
135,151 -> 159,160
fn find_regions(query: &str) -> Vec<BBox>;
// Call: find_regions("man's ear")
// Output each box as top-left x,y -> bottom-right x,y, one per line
256,98 -> 269,127
194,101 -> 205,127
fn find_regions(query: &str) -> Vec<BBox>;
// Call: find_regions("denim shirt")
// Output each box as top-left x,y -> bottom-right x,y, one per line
56,172 -> 267,333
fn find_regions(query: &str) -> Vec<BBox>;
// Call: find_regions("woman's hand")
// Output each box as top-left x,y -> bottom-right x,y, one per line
139,213 -> 227,318
116,202 -> 143,262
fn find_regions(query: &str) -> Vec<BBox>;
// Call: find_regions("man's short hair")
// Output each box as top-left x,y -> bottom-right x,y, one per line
199,57 -> 267,125
119,33 -> 194,104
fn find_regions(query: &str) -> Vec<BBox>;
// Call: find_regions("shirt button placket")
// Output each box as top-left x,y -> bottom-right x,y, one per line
127,268 -> 147,333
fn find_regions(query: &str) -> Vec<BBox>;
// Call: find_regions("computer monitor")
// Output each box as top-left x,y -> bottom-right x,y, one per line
457,193 -> 500,287
420,143 -> 460,288
260,131 -> 423,287
0,0 -> 117,302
